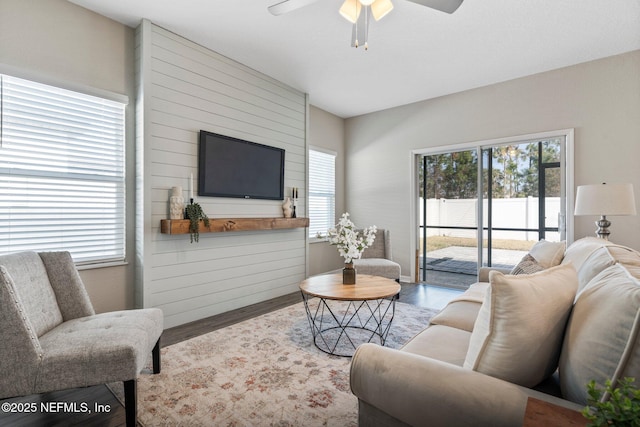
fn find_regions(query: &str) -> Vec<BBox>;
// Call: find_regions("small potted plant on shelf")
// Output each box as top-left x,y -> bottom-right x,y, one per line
582,377 -> 640,426
185,202 -> 210,243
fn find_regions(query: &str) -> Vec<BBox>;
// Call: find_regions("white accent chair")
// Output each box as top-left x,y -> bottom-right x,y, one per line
0,251 -> 163,426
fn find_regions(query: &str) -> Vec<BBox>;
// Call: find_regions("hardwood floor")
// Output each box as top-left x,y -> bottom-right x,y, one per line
0,283 -> 461,426
161,291 -> 301,347
400,282 -> 465,310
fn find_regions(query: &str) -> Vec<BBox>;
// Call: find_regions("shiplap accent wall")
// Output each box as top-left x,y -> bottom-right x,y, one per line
136,20 -> 308,328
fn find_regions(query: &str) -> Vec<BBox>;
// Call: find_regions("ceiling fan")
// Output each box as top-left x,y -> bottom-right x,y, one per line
268,0 -> 464,17
268,0 -> 464,49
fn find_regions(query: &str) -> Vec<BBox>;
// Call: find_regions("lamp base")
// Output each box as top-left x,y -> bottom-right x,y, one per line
594,215 -> 611,240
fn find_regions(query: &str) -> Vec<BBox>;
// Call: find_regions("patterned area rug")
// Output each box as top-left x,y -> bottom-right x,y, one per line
115,300 -> 438,426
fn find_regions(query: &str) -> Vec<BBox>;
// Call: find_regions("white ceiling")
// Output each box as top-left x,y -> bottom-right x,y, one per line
68,0 -> 640,118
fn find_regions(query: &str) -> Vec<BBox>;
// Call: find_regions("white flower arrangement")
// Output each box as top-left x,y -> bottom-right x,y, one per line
327,213 -> 377,263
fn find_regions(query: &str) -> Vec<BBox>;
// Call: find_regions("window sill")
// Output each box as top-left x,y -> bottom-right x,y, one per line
309,237 -> 330,244
76,260 -> 128,271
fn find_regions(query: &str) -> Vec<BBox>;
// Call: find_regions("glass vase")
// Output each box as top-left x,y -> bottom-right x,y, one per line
343,262 -> 356,285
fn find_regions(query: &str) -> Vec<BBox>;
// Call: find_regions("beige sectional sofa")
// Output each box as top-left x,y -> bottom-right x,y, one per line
350,237 -> 640,426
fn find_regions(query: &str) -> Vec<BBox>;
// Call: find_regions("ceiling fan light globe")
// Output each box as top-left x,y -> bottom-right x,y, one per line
339,0 -> 362,23
359,0 -> 376,5
371,0 -> 393,20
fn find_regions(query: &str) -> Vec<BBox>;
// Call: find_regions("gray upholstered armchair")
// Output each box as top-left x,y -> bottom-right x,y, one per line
0,251 -> 163,426
353,229 -> 401,281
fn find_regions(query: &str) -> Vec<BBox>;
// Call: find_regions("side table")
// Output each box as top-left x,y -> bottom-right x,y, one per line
299,274 -> 401,357
523,397 -> 587,427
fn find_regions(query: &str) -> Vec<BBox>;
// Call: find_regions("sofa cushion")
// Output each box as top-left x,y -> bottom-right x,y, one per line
569,242 -> 640,295
464,264 -> 578,387
561,237 -> 614,272
478,267 -> 512,282
442,281 -> 489,304
429,300 -> 482,333
575,246 -> 617,295
608,245 -> 640,268
529,239 -> 566,268
401,324 -> 471,366
430,282 -> 488,332
559,263 -> 640,404
510,253 -> 545,275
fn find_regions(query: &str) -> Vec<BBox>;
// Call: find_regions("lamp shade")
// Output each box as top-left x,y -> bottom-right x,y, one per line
371,0 -> 394,20
339,0 -> 362,23
574,183 -> 637,216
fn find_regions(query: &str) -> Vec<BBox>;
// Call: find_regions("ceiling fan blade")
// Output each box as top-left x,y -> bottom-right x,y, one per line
268,0 -> 323,16
405,0 -> 464,14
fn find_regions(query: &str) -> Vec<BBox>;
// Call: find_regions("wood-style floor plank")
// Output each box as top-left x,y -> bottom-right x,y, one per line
161,291 -> 301,347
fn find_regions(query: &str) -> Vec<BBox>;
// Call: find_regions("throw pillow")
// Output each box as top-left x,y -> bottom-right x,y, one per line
463,263 -> 578,387
560,237 -> 613,271
528,239 -> 566,268
559,263 -> 640,404
510,253 -> 545,275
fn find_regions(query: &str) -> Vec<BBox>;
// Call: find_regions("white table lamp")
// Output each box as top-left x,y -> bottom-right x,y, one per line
574,183 -> 637,240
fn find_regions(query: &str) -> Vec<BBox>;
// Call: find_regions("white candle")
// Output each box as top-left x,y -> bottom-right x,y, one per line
190,173 -> 194,200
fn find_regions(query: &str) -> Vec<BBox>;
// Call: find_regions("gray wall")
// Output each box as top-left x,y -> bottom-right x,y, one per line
308,106 -> 346,275
0,0 -> 136,313
345,50 -> 640,279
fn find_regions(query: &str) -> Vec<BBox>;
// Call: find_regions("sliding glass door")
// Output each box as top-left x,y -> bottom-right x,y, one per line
418,150 -> 479,287
481,137 -> 565,269
418,134 -> 569,286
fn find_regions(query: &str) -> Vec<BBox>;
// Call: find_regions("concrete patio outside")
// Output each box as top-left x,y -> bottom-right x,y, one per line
419,246 -> 528,290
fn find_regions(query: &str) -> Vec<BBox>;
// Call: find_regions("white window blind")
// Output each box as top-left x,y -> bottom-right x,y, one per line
309,148 -> 336,238
0,75 -> 126,265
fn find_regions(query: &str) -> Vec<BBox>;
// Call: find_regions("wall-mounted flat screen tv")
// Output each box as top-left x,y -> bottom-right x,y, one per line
198,130 -> 285,200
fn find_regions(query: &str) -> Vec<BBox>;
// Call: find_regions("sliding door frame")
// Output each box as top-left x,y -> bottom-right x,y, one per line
409,128 -> 575,281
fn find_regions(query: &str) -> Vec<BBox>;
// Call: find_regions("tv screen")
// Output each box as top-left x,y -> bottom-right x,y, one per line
198,130 -> 285,200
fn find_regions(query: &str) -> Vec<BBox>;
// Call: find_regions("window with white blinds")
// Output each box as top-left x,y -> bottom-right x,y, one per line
0,75 -> 126,265
308,148 -> 336,239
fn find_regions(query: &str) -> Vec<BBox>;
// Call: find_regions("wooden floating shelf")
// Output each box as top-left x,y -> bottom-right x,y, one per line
160,217 -> 309,235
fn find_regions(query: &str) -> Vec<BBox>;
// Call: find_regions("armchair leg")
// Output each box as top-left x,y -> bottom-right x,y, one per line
152,338 -> 161,374
123,339 -> 159,426
124,379 -> 137,427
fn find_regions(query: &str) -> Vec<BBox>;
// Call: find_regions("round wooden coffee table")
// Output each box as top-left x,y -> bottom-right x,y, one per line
299,274 -> 401,357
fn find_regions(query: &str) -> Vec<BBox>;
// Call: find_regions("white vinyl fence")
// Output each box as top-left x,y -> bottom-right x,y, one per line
422,197 -> 561,241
